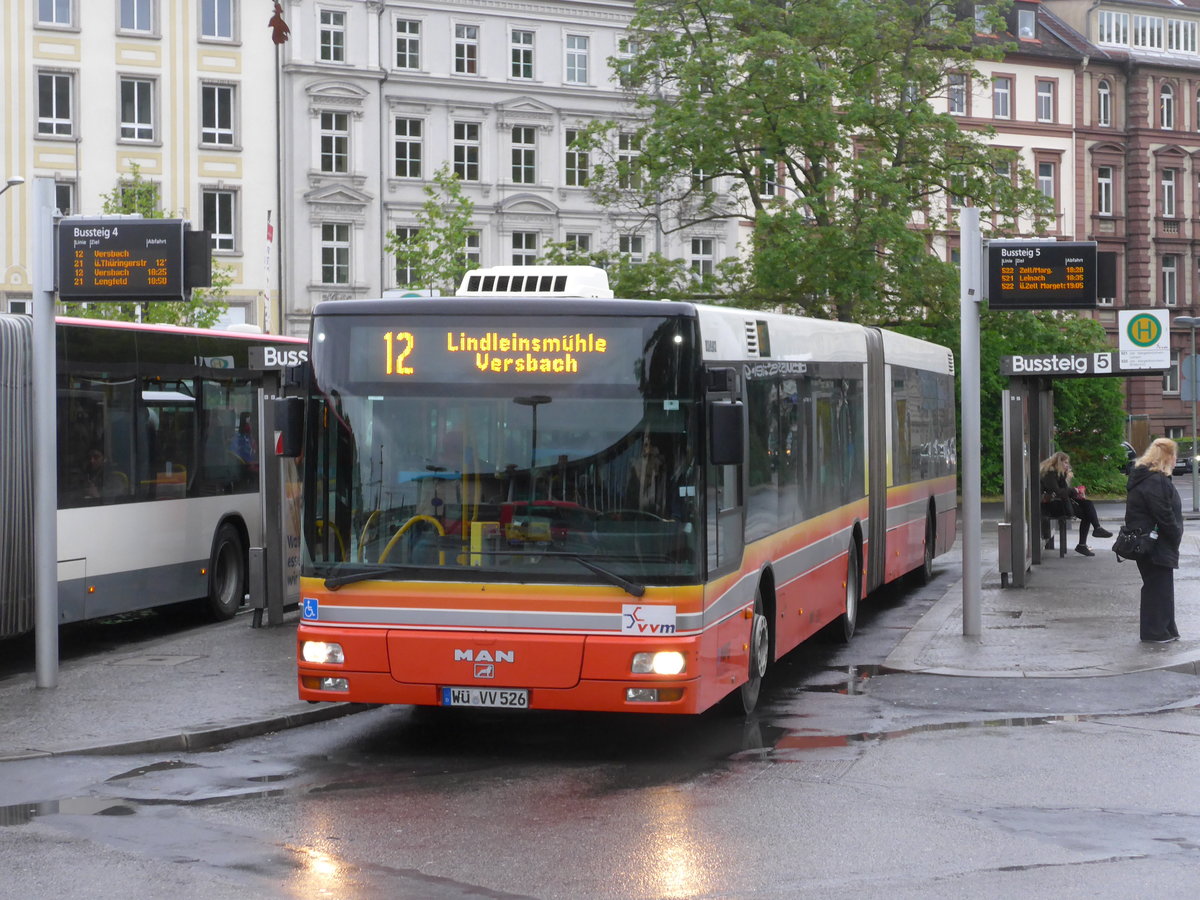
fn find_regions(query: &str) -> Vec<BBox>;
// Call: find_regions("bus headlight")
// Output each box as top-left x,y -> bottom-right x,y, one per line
631,651 -> 685,675
302,641 -> 344,665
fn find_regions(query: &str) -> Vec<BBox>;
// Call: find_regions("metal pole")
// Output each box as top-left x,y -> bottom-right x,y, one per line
959,208 -> 982,637
1192,325 -> 1198,511
32,177 -> 59,687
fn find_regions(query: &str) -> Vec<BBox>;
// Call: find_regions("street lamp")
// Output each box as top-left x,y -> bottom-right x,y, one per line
1175,315 -> 1200,511
514,395 -> 552,507
0,175 -> 24,198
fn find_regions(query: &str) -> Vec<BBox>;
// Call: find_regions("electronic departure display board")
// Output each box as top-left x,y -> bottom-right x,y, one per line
57,217 -> 186,301
987,241 -> 1098,310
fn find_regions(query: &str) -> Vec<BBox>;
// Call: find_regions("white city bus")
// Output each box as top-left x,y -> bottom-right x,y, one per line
0,314 -> 306,638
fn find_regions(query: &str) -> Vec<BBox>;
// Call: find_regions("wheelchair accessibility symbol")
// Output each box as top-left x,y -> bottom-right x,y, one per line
302,598 -> 320,620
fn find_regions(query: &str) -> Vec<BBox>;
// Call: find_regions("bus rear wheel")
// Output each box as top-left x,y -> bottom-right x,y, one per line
916,508 -> 936,585
837,545 -> 861,643
207,522 -> 247,621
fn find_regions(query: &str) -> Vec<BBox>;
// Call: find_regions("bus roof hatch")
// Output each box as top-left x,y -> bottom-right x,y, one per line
456,265 -> 614,299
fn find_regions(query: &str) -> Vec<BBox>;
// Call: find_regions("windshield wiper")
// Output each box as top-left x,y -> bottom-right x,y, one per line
324,564 -> 415,590
568,556 -> 645,598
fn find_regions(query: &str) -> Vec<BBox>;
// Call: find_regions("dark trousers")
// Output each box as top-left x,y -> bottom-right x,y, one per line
1075,497 -> 1102,544
1135,558 -> 1179,641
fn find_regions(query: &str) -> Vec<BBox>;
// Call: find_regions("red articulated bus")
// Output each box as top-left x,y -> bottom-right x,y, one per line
291,266 -> 956,714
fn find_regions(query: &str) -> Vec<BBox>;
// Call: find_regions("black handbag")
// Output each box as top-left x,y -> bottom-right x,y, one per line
1112,526 -> 1154,562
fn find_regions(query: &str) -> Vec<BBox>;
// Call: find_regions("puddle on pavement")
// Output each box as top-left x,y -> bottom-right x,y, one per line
0,796 -> 139,826
106,759 -> 199,782
795,664 -> 886,695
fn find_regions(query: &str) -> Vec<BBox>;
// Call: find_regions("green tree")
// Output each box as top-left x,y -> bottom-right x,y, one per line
900,311 -> 1129,496
583,0 -> 1051,321
384,163 -> 476,295
60,164 -> 231,327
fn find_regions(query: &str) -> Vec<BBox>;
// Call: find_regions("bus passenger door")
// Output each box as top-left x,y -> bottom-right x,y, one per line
864,329 -> 887,594
705,368 -> 744,575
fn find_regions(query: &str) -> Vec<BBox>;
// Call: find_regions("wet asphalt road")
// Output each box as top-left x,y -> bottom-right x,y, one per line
4,553 -> 1200,898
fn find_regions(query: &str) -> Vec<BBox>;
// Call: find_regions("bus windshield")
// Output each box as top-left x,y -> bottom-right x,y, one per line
304,311 -> 702,585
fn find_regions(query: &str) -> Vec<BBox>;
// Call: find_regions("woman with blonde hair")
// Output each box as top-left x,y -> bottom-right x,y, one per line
1039,450 -> 1111,555
1125,438 -> 1184,643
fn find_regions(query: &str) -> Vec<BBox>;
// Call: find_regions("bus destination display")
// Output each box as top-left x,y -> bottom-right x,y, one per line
344,321 -> 651,386
57,217 -> 186,301
987,241 -> 1097,310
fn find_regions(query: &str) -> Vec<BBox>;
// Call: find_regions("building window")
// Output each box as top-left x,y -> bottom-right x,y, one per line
760,158 -> 777,197
394,226 -> 419,286
393,118 -> 422,178
37,71 -> 73,136
320,111 -> 349,173
463,230 -> 481,267
321,223 -> 350,284
1163,255 -> 1178,307
974,5 -> 992,34
565,233 -> 591,253
1038,161 -> 1055,200
1097,167 -> 1113,216
512,232 -> 538,265
619,234 -> 644,262
453,122 -> 480,181
1165,350 -> 1180,394
201,0 -> 233,41
511,127 -> 536,184
1162,168 -> 1177,217
1098,11 -> 1129,45
37,0 -> 72,27
993,76 -> 1011,119
202,189 -> 236,252
690,238 -> 715,275
319,9 -> 346,62
395,19 -> 420,69
948,73 -> 966,115
1098,80 -> 1112,127
1036,80 -> 1055,123
201,83 -> 236,146
1161,84 -> 1175,129
1017,9 -> 1035,39
54,181 -> 75,216
565,129 -> 589,186
618,132 -> 641,189
1133,15 -> 1164,50
1169,19 -> 1198,53
511,29 -> 533,79
120,0 -> 153,33
455,24 -> 479,75
565,35 -> 589,85
120,78 -> 155,141
616,37 -> 639,87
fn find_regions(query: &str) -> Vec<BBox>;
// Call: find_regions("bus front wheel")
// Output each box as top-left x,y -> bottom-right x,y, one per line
735,589 -> 770,715
207,522 -> 247,621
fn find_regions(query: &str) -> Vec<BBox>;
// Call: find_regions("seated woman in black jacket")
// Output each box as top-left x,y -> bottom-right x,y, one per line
1039,451 -> 1112,556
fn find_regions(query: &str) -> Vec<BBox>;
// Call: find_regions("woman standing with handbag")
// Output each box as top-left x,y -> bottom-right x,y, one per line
1125,438 -> 1184,643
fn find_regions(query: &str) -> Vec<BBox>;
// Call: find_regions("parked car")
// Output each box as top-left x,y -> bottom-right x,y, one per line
1119,441 -> 1137,475
1174,453 -> 1197,477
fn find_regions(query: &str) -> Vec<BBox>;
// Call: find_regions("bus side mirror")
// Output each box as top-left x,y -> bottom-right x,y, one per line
709,401 -> 744,466
273,397 -> 304,457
